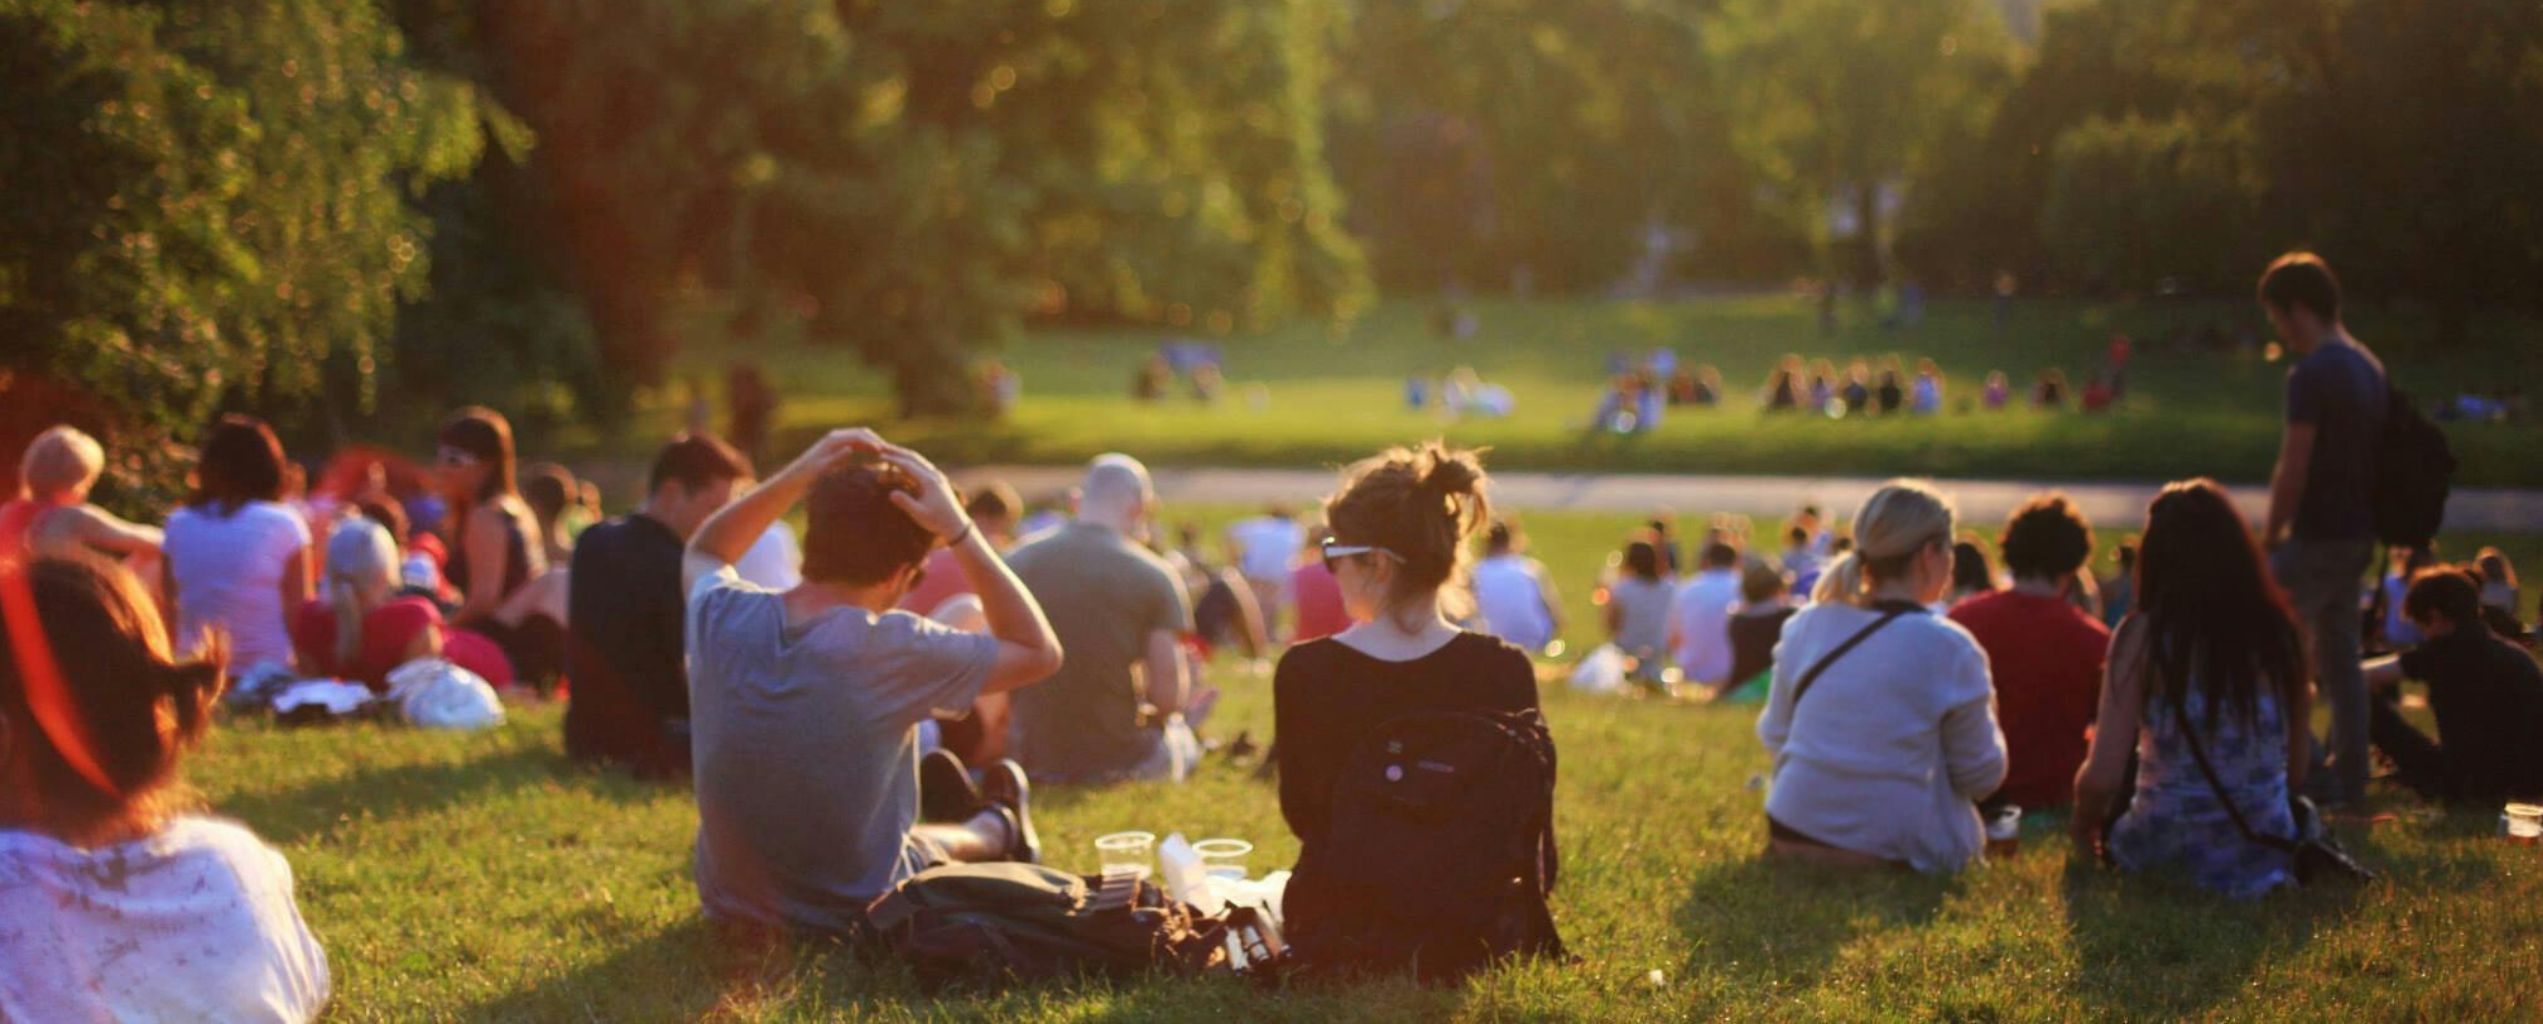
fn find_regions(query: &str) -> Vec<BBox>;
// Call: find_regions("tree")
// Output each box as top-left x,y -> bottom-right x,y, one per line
1705,0 -> 2015,286
0,0 -> 488,508
432,0 -> 1368,418
2036,113 -> 2262,293
1327,0 -> 1788,293
1919,0 -> 2543,327
2242,0 -> 2543,342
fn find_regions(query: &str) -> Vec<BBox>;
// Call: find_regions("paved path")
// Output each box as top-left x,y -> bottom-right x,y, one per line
967,465 -> 2543,532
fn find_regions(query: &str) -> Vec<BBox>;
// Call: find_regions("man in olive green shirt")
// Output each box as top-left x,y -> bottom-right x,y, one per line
1006,454 -> 1194,783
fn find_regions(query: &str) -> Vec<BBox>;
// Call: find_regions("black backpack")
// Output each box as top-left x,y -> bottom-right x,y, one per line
1286,708 -> 1566,983
862,862 -> 1229,984
2373,387 -> 2456,548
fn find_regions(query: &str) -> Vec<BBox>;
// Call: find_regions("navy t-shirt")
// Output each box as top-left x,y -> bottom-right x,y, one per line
2284,342 -> 2386,541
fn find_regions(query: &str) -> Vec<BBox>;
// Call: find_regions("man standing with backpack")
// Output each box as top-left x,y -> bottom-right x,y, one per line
2260,252 -> 2387,811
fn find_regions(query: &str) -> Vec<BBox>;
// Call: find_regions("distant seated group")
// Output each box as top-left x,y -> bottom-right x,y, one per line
5,250 -> 2539,1018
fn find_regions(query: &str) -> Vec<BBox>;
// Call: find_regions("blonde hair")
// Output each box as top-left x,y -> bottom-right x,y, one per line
324,517 -> 400,669
1810,480 -> 1957,606
20,426 -> 105,499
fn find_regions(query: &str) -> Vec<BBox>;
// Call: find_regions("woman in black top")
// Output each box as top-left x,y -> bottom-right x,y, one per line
1272,441 -> 1551,976
1723,556 -> 1799,696
1276,634 -> 1539,846
433,407 -> 568,686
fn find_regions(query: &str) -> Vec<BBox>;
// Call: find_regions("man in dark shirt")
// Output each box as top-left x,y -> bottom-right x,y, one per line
563,434 -> 750,777
2259,252 -> 2386,809
2364,567 -> 2543,804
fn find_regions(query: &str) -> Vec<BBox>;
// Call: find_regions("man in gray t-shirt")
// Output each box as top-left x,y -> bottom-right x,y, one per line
679,429 -> 1064,935
1007,454 -> 1195,783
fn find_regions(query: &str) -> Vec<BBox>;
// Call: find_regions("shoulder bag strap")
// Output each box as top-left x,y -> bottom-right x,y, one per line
2168,694 -> 2298,853
1788,603 -> 1919,711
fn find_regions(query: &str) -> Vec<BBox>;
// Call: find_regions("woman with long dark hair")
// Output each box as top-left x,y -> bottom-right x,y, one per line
431,408 -> 567,685
2073,479 -> 2310,898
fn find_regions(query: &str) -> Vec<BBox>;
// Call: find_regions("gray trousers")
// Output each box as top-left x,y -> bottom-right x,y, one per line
2273,539 -> 2376,806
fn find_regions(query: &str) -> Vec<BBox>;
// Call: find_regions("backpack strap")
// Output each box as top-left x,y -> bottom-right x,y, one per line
1788,601 -> 1923,710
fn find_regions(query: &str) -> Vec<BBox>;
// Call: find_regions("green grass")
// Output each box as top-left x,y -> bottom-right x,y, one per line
564,294 -> 2543,487
187,504 -> 2543,1020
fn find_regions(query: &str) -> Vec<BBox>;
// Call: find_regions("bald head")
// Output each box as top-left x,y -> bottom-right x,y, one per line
1077,453 -> 1154,530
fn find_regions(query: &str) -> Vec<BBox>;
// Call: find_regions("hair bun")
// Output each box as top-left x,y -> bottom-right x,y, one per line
1416,442 -> 1485,500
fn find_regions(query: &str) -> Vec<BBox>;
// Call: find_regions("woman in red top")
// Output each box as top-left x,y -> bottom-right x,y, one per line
292,517 -> 512,692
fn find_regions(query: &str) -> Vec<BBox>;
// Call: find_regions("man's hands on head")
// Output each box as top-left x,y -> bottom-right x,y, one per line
878,447 -> 973,542
777,428 -> 887,484
689,427 -> 897,592
770,428 -> 970,542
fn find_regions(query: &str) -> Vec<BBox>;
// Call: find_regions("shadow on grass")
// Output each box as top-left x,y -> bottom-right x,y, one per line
2058,842 -> 2385,1018
211,738 -> 673,845
463,918 -> 806,1022
1674,854 -> 1953,1000
2059,803 -> 2505,1019
467,916 -> 1450,1023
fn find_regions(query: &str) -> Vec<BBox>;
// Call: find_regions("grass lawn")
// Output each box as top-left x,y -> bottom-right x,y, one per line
561,294 -> 2543,487
188,505 -> 2543,1020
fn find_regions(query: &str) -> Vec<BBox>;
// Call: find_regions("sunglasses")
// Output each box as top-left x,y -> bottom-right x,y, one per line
436,447 -> 481,468
1320,537 -> 1404,574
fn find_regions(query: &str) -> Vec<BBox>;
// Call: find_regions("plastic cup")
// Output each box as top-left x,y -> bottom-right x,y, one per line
2505,804 -> 2542,845
1095,831 -> 1157,880
1193,838 -> 1254,881
1984,805 -> 2022,859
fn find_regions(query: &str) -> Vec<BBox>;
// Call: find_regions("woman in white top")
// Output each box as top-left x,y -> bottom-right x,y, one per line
162,416 -> 314,671
1757,480 -> 2007,872
0,556 -> 329,1021
1471,519 -> 1561,653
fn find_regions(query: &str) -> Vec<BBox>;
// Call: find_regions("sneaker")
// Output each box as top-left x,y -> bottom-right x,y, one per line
919,750 -> 982,823
982,759 -> 1040,865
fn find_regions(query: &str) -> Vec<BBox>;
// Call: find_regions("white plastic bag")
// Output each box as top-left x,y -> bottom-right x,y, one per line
385,658 -> 505,731
1569,643 -> 1628,694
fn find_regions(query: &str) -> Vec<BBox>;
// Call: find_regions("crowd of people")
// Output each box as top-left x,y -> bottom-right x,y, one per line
4,251 -> 2539,1018
1576,338 -> 2140,435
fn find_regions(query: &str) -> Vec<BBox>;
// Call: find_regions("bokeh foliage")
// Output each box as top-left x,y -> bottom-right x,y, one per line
5,0 -> 2540,483
0,0 -> 490,504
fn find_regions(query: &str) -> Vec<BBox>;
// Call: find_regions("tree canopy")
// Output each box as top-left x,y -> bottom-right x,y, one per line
0,0 -> 490,502
5,0 -> 2539,478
